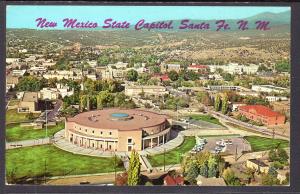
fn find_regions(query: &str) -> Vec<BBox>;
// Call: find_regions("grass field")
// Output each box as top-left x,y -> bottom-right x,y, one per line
189,114 -> 223,126
244,136 -> 289,152
6,122 -> 65,142
6,109 -> 40,124
6,145 -> 125,181
148,136 -> 195,167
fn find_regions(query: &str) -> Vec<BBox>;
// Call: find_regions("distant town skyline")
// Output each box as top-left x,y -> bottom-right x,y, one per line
7,6 -> 290,29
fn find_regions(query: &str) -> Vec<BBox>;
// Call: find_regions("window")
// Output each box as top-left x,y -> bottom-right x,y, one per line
100,131 -> 103,135
92,130 -> 94,133
109,132 -> 112,135
109,145 -> 112,150
128,138 -> 132,144
85,129 -> 87,132
100,144 -> 103,148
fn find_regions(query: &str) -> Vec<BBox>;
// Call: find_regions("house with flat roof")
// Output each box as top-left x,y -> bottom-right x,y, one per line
238,105 -> 285,126
18,92 -> 40,113
246,159 -> 269,174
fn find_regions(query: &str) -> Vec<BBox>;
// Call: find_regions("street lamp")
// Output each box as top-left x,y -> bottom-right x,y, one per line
45,98 -> 49,138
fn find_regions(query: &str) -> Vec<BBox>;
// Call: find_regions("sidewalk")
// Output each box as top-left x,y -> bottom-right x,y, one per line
6,137 -> 51,150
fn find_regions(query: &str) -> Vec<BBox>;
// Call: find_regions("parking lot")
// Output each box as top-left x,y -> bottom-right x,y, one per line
190,136 -> 251,157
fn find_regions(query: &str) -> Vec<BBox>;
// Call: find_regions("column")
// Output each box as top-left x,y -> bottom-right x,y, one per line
151,138 -> 153,148
158,136 -> 160,146
163,135 -> 165,144
104,140 -> 106,150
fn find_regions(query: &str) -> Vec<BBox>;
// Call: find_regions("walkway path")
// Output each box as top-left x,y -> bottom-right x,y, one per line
6,137 -> 51,150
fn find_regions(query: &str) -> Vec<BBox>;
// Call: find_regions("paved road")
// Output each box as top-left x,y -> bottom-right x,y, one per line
36,99 -> 63,122
203,106 -> 289,140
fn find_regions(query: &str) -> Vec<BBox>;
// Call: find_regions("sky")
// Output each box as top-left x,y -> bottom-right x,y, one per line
6,6 -> 290,29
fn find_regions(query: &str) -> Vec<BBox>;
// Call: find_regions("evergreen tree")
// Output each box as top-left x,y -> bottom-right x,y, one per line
127,150 -> 141,186
214,95 -> 221,111
185,162 -> 199,184
221,95 -> 229,114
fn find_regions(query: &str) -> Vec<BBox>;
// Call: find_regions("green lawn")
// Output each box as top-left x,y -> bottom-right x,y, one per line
6,145 -> 125,181
148,136 -> 195,167
6,109 -> 40,124
189,114 -> 223,126
6,122 -> 65,142
244,136 -> 289,152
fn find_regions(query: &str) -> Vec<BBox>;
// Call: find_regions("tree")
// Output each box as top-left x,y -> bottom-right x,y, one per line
196,92 -> 212,106
126,69 -> 138,82
199,161 -> 209,178
222,73 -> 234,81
185,162 -> 199,184
149,66 -> 161,74
277,148 -> 289,164
16,76 -> 46,92
222,168 -> 242,186
127,150 -> 141,186
214,95 -> 221,111
221,95 -> 229,114
261,174 -> 280,185
275,61 -> 290,73
96,91 -> 114,109
168,70 -> 179,81
207,155 -> 218,178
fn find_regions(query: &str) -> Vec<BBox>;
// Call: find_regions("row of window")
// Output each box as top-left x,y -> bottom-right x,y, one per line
75,126 -> 113,136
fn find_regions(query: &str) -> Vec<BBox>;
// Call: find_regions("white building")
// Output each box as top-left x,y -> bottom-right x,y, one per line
207,85 -> 241,91
43,70 -> 82,80
40,88 -> 60,100
12,70 -> 26,77
209,63 -> 259,75
6,58 -> 20,64
125,85 -> 169,97
251,85 -> 288,94
266,96 -> 288,102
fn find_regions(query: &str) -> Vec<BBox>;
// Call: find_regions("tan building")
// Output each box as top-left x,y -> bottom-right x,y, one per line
65,109 -> 171,152
125,85 -> 169,97
246,159 -> 269,174
18,92 -> 40,113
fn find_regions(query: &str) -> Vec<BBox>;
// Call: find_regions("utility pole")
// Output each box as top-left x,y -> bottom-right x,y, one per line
114,152 -> 117,183
164,148 -> 166,172
44,159 -> 47,184
235,145 -> 238,161
45,99 -> 48,138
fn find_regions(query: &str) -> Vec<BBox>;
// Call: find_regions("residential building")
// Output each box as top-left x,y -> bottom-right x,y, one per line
238,105 -> 285,125
12,69 -> 26,77
246,159 -> 269,174
125,85 -> 169,97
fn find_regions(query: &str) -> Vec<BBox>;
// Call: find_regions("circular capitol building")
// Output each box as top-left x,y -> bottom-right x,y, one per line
65,108 -> 171,152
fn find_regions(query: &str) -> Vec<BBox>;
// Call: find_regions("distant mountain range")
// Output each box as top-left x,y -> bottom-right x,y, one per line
159,10 -> 290,31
